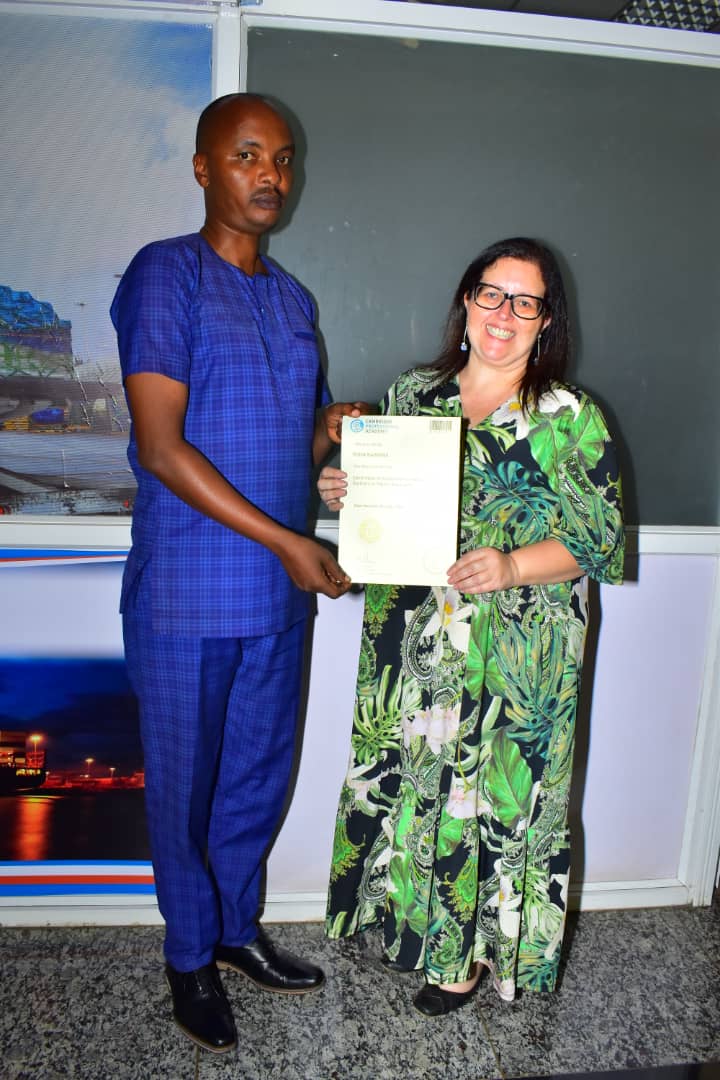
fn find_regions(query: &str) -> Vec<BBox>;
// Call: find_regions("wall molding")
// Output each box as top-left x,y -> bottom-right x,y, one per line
0,877 -> 693,927
570,879 -> 691,911
238,0 -> 720,70
1,521 -> 719,556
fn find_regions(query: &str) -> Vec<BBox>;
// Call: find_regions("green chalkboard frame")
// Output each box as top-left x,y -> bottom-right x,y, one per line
247,18 -> 720,526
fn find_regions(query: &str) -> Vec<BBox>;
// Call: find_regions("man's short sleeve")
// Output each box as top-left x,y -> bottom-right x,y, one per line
110,238 -> 197,384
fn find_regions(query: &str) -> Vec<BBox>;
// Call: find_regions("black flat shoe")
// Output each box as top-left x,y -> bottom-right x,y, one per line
413,980 -> 478,1017
215,926 -> 325,995
381,955 -> 415,973
165,962 -> 236,1054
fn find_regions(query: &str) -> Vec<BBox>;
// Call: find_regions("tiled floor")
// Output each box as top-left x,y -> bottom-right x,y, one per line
2,901 -> 719,1080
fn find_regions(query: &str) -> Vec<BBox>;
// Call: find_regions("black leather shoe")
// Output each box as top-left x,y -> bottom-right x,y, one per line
165,962 -> 236,1053
413,980 -> 478,1017
215,926 -> 325,995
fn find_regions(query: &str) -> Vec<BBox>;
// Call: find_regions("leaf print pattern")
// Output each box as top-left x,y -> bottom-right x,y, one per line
325,369 -> 624,1001
351,664 -> 421,765
472,460 -> 558,547
364,584 -> 401,636
484,730 -> 534,830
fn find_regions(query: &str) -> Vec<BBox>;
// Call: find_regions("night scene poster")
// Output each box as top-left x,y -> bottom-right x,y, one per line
0,656 -> 150,865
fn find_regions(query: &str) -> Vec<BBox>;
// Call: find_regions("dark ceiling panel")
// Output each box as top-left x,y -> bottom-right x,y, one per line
616,0 -> 720,31
514,0 -> 625,15
390,0 -> 720,32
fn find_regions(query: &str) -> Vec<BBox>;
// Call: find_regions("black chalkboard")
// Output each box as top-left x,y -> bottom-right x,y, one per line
248,28 -> 720,526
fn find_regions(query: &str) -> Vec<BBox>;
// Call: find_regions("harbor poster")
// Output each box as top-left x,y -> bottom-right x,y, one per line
0,11 -> 211,514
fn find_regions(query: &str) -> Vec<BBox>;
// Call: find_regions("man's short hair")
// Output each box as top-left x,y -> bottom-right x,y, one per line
195,93 -> 271,153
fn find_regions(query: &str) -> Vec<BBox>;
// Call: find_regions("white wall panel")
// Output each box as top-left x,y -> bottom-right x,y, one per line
1,546 -> 718,919
0,563 -> 125,657
578,557 -> 715,881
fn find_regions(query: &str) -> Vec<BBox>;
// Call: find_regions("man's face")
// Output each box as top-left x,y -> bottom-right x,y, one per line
193,100 -> 294,237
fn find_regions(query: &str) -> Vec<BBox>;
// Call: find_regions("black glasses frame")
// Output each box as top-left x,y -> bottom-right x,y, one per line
472,283 -> 546,320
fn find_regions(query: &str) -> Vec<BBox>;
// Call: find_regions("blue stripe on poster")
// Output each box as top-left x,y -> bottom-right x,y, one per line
0,549 -> 128,559
0,884 -> 156,896
0,860 -> 152,868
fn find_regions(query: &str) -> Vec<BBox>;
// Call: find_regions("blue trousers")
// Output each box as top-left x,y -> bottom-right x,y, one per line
123,607 -> 306,972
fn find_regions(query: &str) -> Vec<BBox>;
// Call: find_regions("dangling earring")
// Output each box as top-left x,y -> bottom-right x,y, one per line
533,331 -> 543,366
460,324 -> 469,352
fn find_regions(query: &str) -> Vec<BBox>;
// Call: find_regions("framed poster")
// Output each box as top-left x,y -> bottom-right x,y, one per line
0,10 -> 212,515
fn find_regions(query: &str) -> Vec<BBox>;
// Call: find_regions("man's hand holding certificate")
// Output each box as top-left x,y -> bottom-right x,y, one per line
338,414 -> 462,586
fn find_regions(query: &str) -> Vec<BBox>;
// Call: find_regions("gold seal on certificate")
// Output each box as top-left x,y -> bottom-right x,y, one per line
338,414 -> 462,585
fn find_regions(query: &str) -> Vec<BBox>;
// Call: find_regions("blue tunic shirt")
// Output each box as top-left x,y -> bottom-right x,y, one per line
111,233 -> 329,637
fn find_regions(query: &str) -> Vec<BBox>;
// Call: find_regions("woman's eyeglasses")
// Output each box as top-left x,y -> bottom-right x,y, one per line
472,283 -> 546,320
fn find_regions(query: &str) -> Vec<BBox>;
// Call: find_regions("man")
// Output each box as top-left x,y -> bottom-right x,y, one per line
111,93 -> 365,1054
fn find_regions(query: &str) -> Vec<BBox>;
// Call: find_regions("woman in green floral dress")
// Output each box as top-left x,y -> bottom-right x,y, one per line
318,238 -> 624,1015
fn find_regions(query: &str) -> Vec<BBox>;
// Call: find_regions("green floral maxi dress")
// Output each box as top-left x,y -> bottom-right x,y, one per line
325,368 -> 625,1002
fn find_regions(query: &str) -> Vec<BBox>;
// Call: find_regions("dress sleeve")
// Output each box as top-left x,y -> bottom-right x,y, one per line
547,393 -> 625,585
379,368 -> 425,416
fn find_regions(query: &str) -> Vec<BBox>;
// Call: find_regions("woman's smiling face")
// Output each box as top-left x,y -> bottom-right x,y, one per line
463,257 -> 551,376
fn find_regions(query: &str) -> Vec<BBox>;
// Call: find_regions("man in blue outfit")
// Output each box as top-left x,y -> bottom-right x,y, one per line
111,93 -> 365,1054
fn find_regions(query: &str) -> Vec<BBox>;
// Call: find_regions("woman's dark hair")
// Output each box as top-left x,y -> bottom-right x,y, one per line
429,237 -> 570,411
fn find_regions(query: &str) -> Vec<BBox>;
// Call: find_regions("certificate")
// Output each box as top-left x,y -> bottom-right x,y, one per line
338,414 -> 462,586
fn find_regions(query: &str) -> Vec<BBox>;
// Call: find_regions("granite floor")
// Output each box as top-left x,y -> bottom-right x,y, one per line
2,900 -> 719,1080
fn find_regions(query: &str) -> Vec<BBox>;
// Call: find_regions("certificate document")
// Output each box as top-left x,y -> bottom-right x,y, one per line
338,414 -> 462,586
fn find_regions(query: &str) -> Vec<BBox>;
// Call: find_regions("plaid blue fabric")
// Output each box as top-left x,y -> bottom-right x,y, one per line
111,233 -> 330,636
123,601 -> 306,969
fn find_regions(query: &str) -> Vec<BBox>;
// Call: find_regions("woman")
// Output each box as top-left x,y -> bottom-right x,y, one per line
319,238 -> 624,1016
